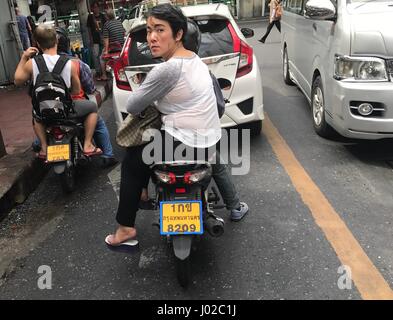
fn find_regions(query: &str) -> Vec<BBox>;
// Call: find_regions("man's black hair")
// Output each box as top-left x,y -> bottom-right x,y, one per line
56,27 -> 70,54
91,0 -> 100,8
147,3 -> 188,43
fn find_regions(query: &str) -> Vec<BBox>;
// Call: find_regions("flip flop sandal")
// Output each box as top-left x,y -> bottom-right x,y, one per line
36,152 -> 47,160
105,235 -> 139,254
83,147 -> 103,157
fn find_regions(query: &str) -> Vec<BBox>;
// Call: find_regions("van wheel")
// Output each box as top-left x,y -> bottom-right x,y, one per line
311,76 -> 334,138
283,47 -> 294,85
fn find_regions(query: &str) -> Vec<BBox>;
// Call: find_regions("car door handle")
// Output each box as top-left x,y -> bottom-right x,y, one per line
312,23 -> 317,31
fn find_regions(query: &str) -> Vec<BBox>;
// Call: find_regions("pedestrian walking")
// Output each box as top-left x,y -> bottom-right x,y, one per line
15,7 -> 32,50
87,1 -> 107,80
98,8 -> 125,81
26,16 -> 36,46
259,0 -> 282,43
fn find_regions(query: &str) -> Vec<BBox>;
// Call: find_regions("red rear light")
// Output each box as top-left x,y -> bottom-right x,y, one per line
51,127 -> 64,140
175,188 -> 186,194
184,170 -> 208,184
184,172 -> 192,185
114,37 -> 132,91
154,170 -> 176,184
227,22 -> 253,78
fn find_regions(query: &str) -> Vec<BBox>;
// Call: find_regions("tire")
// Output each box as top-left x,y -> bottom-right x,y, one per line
283,47 -> 294,85
60,165 -> 76,193
248,120 -> 262,137
311,76 -> 334,138
175,256 -> 191,288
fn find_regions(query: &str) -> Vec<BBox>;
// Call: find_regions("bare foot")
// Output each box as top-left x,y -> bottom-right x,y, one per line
83,144 -> 102,156
140,188 -> 149,202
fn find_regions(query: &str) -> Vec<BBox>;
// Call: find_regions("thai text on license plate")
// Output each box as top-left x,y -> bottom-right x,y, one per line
160,201 -> 203,235
46,144 -> 70,162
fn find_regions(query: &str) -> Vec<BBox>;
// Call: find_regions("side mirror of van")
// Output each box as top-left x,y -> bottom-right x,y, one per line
304,0 -> 336,20
241,28 -> 254,38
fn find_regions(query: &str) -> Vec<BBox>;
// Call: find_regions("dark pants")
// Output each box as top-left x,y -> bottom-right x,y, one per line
116,134 -> 213,227
115,132 -> 240,227
261,20 -> 281,41
116,144 -> 152,227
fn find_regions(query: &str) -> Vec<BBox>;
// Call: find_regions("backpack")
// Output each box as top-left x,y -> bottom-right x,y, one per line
32,55 -> 74,120
210,71 -> 226,118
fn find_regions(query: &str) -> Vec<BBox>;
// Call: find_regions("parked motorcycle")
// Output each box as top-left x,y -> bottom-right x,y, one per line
151,159 -> 225,287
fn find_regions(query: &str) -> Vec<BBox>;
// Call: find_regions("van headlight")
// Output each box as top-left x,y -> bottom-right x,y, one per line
334,55 -> 388,81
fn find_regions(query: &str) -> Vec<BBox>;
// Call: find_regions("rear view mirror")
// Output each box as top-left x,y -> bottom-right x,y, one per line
304,0 -> 336,20
241,28 -> 254,38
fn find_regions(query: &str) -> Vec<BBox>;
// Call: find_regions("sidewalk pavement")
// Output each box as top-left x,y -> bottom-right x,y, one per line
0,79 -> 112,221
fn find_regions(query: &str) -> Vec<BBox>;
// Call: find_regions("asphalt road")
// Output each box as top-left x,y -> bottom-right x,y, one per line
0,21 -> 392,301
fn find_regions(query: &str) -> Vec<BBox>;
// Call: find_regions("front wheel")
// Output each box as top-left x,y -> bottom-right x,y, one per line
175,256 -> 191,288
283,47 -> 294,85
311,76 -> 334,138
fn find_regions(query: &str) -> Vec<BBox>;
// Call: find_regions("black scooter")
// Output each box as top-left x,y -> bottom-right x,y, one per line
151,160 -> 225,287
35,101 -> 93,193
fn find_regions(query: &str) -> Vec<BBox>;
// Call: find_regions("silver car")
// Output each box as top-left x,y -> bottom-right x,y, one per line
281,0 -> 393,139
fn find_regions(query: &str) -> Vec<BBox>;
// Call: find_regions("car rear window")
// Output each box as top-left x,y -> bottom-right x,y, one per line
196,19 -> 234,57
127,19 -> 234,66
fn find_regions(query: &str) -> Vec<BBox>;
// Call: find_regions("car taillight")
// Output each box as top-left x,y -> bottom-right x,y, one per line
114,37 -> 132,91
154,170 -> 176,184
228,22 -> 253,78
184,170 -> 208,184
51,127 -> 64,140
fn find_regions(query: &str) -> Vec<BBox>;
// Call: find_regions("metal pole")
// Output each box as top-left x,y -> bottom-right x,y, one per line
8,0 -> 23,56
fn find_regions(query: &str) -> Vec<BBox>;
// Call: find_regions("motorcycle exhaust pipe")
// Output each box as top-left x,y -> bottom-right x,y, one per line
205,216 -> 224,237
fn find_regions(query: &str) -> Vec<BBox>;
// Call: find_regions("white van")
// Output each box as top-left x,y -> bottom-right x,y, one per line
281,0 -> 393,139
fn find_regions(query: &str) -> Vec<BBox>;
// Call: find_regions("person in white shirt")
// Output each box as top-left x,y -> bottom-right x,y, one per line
105,3 -> 248,247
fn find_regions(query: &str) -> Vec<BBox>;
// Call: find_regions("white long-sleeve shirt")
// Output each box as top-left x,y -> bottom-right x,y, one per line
126,53 -> 221,148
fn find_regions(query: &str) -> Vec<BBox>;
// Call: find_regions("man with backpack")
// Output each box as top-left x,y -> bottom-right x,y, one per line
55,27 -> 117,168
14,24 -> 102,159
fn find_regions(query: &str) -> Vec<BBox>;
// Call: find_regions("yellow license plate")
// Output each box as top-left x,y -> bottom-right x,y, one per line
160,201 -> 203,235
47,144 -> 70,162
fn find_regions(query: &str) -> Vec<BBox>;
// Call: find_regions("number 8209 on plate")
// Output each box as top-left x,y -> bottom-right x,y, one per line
160,201 -> 203,235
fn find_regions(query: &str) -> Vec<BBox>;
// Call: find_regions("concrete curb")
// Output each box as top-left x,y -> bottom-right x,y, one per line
0,81 -> 112,222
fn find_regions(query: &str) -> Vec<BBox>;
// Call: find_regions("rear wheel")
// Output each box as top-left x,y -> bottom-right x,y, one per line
175,256 -> 191,288
60,165 -> 75,193
311,76 -> 334,138
283,47 -> 294,85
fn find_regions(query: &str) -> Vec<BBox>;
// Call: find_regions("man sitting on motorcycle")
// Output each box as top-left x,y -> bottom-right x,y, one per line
56,27 -> 117,168
14,24 -> 102,158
